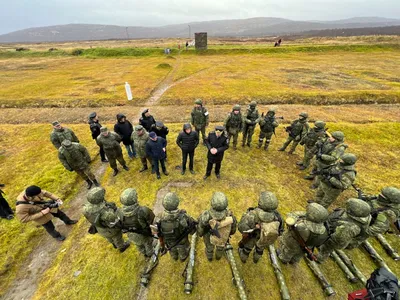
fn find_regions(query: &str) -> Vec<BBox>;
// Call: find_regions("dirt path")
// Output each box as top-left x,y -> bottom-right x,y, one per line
1,162 -> 108,300
136,181 -> 194,300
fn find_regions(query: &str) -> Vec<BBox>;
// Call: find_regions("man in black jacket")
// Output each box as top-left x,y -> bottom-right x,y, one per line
176,123 -> 199,175
0,184 -> 13,220
139,108 -> 156,132
150,121 -> 169,159
88,112 -> 107,162
204,125 -> 229,180
145,132 -> 169,179
114,113 -> 136,159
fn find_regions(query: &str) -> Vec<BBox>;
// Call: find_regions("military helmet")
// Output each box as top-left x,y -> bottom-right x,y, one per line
135,125 -> 144,131
299,112 -> 308,119
249,101 -> 257,107
163,192 -> 180,211
211,192 -> 228,211
267,108 -> 276,114
331,131 -> 345,142
194,99 -> 203,105
341,153 -> 357,165
233,104 -> 241,111
89,112 -> 97,119
314,121 -> 326,129
306,203 -> 329,223
87,187 -> 105,204
61,140 -> 72,148
120,188 -> 138,206
102,210 -> 117,223
346,198 -> 371,218
380,187 -> 400,204
258,191 -> 278,211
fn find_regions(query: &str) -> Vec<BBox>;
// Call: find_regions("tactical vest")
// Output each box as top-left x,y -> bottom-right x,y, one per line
296,218 -> 329,247
159,210 -> 186,245
227,112 -> 242,129
245,109 -> 259,123
191,107 -> 208,126
59,144 -> 85,169
326,209 -> 371,238
118,205 -> 152,235
290,120 -> 305,137
303,129 -> 324,147
260,117 -> 276,133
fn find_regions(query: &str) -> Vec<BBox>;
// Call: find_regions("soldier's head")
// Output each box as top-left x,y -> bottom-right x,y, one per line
61,140 -> 73,149
135,125 -> 144,135
149,131 -> 157,141
194,99 -> 203,108
89,112 -> 98,121
346,198 -> 371,218
183,123 -> 192,134
306,203 -> 329,223
52,121 -> 62,130
314,121 -> 326,131
378,187 -> 400,205
233,105 -> 241,114
330,131 -> 344,143
117,113 -> 126,123
162,192 -> 180,211
210,192 -> 228,219
267,108 -> 276,117
298,112 -> 308,122
340,153 -> 357,166
156,121 -> 164,130
215,125 -> 224,137
249,101 -> 257,110
120,188 -> 138,206
258,191 -> 278,212
25,185 -> 42,200
100,127 -> 109,136
142,108 -> 150,117
87,187 -> 106,204
102,210 -> 118,227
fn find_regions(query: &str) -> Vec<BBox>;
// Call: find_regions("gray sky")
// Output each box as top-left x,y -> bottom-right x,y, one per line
1,0 -> 399,34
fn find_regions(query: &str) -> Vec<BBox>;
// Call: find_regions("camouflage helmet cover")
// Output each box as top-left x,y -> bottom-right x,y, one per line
102,210 -> 117,223
233,104 -> 241,111
331,131 -> 345,142
120,188 -> 138,206
341,153 -> 357,165
306,203 -> 329,223
346,198 -> 371,218
299,112 -> 308,119
194,99 -> 203,105
249,101 -> 257,107
380,187 -> 400,204
87,187 -> 105,204
314,121 -> 326,129
163,192 -> 180,211
258,191 -> 278,211
211,192 -> 228,211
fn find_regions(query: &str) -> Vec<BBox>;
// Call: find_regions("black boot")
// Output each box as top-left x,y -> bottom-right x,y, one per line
139,166 -> 148,173
123,165 -> 130,171
86,179 -> 93,190
113,169 -> 119,176
119,242 -> 131,253
93,179 -> 100,187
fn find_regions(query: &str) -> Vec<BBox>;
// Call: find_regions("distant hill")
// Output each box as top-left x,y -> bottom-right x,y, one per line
1,17 -> 400,43
298,25 -> 400,37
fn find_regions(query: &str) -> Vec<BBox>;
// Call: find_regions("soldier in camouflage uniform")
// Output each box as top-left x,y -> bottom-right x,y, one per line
117,188 -> 155,257
257,108 -> 279,150
238,191 -> 283,263
314,153 -> 357,209
96,127 -> 129,176
297,121 -> 327,170
197,192 -> 237,261
242,101 -> 260,147
224,104 -> 243,150
50,121 -> 79,149
131,125 -> 152,173
278,203 -> 329,264
316,198 -> 371,262
191,99 -> 209,144
156,192 -> 196,261
83,187 -> 130,252
58,140 -> 100,189
278,112 -> 309,154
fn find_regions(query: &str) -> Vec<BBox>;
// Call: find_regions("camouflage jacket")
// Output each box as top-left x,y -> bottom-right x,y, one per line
96,132 -> 123,159
301,128 -> 326,148
58,142 -> 91,171
366,200 -> 399,236
83,202 -> 121,237
197,208 -> 237,237
238,207 -> 282,239
224,112 -> 243,134
244,108 -> 260,126
322,164 -> 356,190
259,116 -> 278,133
191,106 -> 209,127
50,127 -> 79,149
117,203 -> 155,236
316,141 -> 348,168
287,119 -> 309,139
131,129 -> 150,158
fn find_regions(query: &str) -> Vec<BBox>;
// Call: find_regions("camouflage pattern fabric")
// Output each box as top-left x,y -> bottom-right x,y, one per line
50,127 -> 79,149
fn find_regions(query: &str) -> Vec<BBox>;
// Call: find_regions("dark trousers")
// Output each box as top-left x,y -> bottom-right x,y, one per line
99,145 -> 106,161
42,210 -> 72,238
206,161 -> 221,176
152,158 -> 166,175
0,195 -> 13,218
182,150 -> 194,171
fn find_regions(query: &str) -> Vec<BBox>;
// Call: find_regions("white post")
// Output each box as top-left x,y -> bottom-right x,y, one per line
125,82 -> 133,101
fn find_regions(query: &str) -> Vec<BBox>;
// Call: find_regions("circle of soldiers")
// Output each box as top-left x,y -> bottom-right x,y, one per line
12,99 -> 400,298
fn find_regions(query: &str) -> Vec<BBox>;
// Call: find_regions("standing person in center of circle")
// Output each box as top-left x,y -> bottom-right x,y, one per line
203,125 -> 229,180
114,113 -> 136,159
150,121 -> 169,159
146,132 -> 168,180
242,101 -> 260,147
176,123 -> 199,175
139,108 -> 156,132
224,104 -> 243,150
279,112 -> 309,154
257,108 -> 280,151
191,99 -> 209,145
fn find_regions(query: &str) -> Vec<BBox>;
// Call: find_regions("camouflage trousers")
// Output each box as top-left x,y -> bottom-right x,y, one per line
128,232 -> 154,257
227,130 -> 240,148
108,155 -> 126,170
167,238 -> 190,261
238,236 -> 265,263
97,227 -> 126,249
277,232 -> 304,264
280,136 -> 300,153
315,181 -> 342,209
302,145 -> 316,168
242,124 -> 256,146
75,167 -> 96,182
203,232 -> 225,261
258,131 -> 273,149
317,229 -> 355,262
195,126 -> 207,143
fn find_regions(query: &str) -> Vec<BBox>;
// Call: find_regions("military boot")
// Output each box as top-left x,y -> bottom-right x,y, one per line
298,165 -> 307,170
119,242 -> 131,253
123,165 -> 130,171
253,249 -> 263,264
93,179 -> 100,187
86,179 -> 93,190
113,169 -> 119,176
296,161 -> 303,166
206,249 -> 214,262
238,247 -> 249,263
257,143 -> 262,149
215,247 -> 225,260
139,166 -> 148,173
264,142 -> 270,151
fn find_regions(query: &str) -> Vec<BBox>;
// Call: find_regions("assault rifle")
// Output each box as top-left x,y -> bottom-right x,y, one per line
155,221 -> 198,255
16,199 -> 60,209
286,217 -> 318,261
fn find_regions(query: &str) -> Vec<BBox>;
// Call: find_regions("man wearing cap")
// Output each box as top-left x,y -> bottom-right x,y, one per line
114,113 -> 136,159
58,140 -> 100,189
88,112 -> 107,163
279,112 -> 309,154
176,123 -> 199,175
191,99 -> 209,144
131,125 -> 152,173
96,127 -> 129,176
204,126 -> 229,180
242,101 -> 260,147
139,109 -> 156,132
50,121 -> 80,150
150,121 -> 169,159
146,132 -> 168,179
224,104 -> 243,150
15,185 -> 77,240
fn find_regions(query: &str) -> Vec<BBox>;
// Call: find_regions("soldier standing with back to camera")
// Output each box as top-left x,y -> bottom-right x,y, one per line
279,112 -> 309,154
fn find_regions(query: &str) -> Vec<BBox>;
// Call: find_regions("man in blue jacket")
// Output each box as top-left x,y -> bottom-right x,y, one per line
146,132 -> 169,179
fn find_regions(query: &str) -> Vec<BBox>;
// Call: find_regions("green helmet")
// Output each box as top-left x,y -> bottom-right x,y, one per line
194,99 -> 203,105
249,101 -> 257,107
341,153 -> 357,165
258,191 -> 278,211
299,112 -> 308,119
331,131 -> 345,142
87,187 -> 105,204
380,187 -> 400,204
211,192 -> 228,211
233,104 -> 241,111
162,192 -> 180,211
102,210 -> 117,223
120,188 -> 138,206
314,121 -> 326,129
346,198 -> 371,218
306,203 -> 329,223
267,108 -> 276,115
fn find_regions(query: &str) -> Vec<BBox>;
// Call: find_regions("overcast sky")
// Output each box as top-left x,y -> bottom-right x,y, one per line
1,0 -> 399,34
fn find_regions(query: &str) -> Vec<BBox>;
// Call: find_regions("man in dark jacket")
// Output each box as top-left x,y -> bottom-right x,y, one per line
204,125 -> 229,180
176,123 -> 199,175
146,132 -> 168,179
150,121 -> 169,159
88,112 -> 108,162
0,184 -> 13,220
139,108 -> 156,132
114,113 -> 136,159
